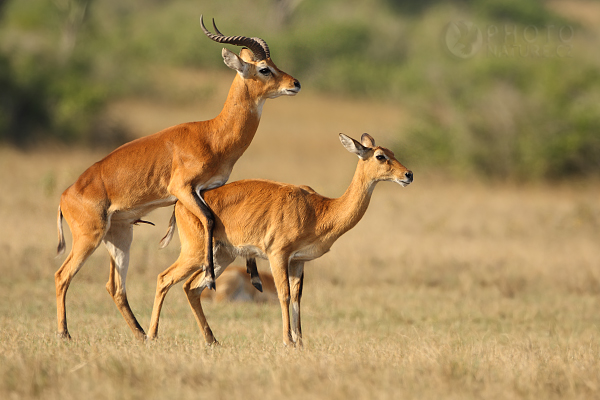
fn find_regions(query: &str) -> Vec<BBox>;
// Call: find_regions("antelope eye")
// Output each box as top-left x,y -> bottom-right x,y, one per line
259,68 -> 271,75
376,154 -> 386,161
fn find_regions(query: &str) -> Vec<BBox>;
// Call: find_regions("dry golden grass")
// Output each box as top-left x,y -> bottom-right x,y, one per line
1,81 -> 599,399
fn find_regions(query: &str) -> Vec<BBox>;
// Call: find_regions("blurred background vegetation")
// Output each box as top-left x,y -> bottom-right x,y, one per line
1,0 -> 599,180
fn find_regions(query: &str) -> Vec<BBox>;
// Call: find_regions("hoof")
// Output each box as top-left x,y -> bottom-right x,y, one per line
57,331 -> 72,340
207,280 -> 216,291
251,280 -> 263,293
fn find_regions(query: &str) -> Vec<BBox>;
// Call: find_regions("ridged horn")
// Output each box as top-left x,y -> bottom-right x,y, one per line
251,37 -> 270,59
200,15 -> 269,61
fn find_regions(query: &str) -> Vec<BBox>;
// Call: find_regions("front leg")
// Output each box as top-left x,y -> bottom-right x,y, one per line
194,190 -> 216,291
269,254 -> 293,346
289,261 -> 305,347
168,182 -> 216,291
246,258 -> 263,292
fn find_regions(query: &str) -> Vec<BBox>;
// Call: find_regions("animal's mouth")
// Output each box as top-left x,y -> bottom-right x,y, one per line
267,87 -> 300,99
284,87 -> 300,95
396,179 -> 412,187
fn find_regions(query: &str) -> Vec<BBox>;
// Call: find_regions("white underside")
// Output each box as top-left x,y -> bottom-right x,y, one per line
219,242 -> 328,265
110,196 -> 178,224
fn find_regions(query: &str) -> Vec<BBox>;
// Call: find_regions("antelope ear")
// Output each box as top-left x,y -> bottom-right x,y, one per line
361,133 -> 376,148
339,133 -> 370,159
239,48 -> 257,62
222,48 -> 250,78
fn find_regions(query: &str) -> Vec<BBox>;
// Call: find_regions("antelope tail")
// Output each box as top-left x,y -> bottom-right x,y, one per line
159,210 -> 177,248
57,205 -> 66,256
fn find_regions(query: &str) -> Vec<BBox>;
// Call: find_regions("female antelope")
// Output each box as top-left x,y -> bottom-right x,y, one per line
148,133 -> 413,346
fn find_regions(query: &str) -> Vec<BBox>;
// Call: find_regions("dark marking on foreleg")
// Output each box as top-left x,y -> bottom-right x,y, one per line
133,219 -> 155,226
195,191 -> 216,291
246,258 -> 263,292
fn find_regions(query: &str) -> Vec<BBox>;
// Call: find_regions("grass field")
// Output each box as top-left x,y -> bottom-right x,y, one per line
1,77 -> 599,399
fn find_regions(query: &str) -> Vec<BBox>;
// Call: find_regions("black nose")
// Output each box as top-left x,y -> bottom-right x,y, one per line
294,80 -> 301,89
405,171 -> 413,182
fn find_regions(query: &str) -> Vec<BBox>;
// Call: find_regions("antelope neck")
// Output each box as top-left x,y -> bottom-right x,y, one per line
322,162 -> 377,238
211,76 -> 263,154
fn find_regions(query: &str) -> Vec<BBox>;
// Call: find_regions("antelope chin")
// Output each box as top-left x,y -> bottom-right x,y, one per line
395,179 -> 410,187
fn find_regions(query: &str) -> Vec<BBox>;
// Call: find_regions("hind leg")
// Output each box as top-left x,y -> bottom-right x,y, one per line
183,247 -> 234,345
55,236 -> 104,338
149,202 -> 208,339
147,254 -> 204,340
103,221 -> 145,340
55,207 -> 108,339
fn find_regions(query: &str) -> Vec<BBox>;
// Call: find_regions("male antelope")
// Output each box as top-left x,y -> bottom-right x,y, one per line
148,133 -> 413,346
54,16 -> 300,340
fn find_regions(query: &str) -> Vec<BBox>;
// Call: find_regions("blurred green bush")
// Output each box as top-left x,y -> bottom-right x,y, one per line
1,0 -> 599,179
393,4 -> 600,180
